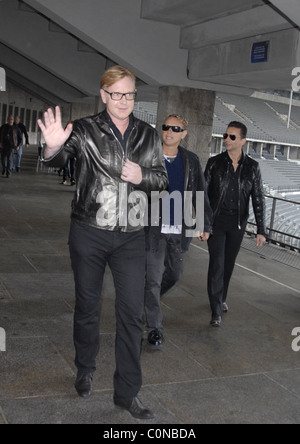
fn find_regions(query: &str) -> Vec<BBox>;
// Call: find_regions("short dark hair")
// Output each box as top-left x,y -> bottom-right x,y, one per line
227,121 -> 247,139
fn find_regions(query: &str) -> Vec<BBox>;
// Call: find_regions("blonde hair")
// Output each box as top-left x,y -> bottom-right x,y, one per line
101,65 -> 136,89
166,114 -> 189,130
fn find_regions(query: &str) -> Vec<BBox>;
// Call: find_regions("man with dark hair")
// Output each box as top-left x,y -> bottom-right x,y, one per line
204,121 -> 266,327
228,120 -> 248,139
37,65 -> 168,419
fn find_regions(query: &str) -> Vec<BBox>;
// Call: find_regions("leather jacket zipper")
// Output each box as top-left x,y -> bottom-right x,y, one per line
237,164 -> 243,230
109,127 -> 135,163
109,128 -> 126,163
109,126 -> 135,230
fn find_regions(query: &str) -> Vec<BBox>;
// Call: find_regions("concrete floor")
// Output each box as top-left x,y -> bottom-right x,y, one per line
0,146 -> 300,424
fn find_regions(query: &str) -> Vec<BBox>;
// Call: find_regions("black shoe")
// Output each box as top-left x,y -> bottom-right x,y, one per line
210,316 -> 222,327
114,396 -> 155,420
75,372 -> 93,398
223,302 -> 229,313
147,329 -> 164,350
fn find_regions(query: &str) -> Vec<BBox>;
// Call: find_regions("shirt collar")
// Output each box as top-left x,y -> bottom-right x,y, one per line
225,150 -> 244,165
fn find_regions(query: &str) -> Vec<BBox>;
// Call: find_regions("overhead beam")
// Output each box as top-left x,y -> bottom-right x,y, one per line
22,0 -> 255,95
0,43 -> 87,105
267,0 -> 300,28
187,28 -> 300,90
181,5 -> 291,49
0,0 -> 107,97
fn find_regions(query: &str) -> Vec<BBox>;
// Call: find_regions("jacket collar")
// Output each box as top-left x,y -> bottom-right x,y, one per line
224,149 -> 245,165
101,109 -> 135,128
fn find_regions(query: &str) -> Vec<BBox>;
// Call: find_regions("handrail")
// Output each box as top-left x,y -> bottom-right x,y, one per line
247,194 -> 300,253
264,194 -> 300,206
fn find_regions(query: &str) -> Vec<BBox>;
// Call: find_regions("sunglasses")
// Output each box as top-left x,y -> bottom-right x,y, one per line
223,133 -> 238,141
162,124 -> 185,133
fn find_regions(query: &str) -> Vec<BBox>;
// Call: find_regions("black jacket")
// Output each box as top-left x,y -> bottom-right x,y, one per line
0,124 -> 22,150
146,146 -> 213,253
204,151 -> 266,236
14,122 -> 29,145
43,111 -> 168,232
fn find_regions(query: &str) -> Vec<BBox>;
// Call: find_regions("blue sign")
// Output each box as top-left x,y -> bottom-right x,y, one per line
251,41 -> 269,64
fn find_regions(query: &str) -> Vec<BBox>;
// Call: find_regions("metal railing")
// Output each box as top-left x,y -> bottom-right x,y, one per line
247,194 -> 300,252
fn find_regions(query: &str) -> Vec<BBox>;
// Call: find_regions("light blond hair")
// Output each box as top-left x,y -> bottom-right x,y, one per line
101,65 -> 136,89
166,114 -> 189,130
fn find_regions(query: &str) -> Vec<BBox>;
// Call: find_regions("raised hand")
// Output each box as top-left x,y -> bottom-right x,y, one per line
37,106 -> 73,156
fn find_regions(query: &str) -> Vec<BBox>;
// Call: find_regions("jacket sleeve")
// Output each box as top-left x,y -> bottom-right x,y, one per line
17,128 -> 23,147
138,130 -> 168,195
204,157 -> 213,199
251,164 -> 267,237
21,123 -> 30,145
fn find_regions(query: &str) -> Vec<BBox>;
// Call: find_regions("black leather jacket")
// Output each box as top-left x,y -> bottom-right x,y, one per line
0,124 -> 22,149
43,111 -> 168,232
146,146 -> 213,253
204,151 -> 266,236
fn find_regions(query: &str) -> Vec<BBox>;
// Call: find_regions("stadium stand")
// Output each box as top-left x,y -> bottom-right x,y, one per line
214,92 -> 300,146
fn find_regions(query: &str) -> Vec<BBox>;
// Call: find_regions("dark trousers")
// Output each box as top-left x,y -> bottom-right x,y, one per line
145,233 -> 186,332
69,219 -> 145,399
207,214 -> 246,317
1,147 -> 13,176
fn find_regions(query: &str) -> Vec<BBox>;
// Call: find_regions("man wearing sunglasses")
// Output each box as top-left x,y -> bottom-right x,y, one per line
38,65 -> 168,420
144,114 -> 212,350
204,121 -> 266,327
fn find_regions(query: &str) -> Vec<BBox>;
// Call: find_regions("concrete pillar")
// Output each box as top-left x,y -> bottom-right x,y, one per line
156,86 -> 216,168
69,102 -> 98,122
270,145 -> 276,158
245,141 -> 251,155
283,146 -> 290,160
258,142 -> 264,158
218,137 -> 223,154
94,95 -> 105,114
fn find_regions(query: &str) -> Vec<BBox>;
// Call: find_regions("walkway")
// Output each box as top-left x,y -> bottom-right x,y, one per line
0,146 -> 299,424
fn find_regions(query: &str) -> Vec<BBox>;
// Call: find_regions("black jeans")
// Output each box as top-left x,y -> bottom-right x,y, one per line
207,214 -> 246,317
145,233 -> 186,332
1,147 -> 13,176
69,219 -> 145,399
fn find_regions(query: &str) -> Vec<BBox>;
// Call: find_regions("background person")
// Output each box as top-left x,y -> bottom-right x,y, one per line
13,115 -> 30,172
0,115 -> 22,178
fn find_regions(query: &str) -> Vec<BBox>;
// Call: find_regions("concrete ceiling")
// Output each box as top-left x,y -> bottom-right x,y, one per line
0,0 -> 300,106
